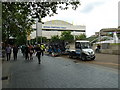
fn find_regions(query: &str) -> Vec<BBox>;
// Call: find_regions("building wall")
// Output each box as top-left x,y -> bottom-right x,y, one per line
31,20 -> 86,39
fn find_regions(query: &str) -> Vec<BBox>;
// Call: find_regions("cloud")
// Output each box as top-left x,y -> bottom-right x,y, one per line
80,1 -> 105,13
80,5 -> 94,13
42,0 -> 119,37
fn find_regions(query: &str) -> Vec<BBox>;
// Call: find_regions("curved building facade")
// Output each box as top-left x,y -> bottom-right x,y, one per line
31,20 -> 86,39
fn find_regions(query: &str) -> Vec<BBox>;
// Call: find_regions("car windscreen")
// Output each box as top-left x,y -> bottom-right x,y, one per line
81,42 -> 91,49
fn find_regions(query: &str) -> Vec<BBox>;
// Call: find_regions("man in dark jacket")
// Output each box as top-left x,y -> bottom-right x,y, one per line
24,45 -> 30,60
13,45 -> 18,60
35,44 -> 42,64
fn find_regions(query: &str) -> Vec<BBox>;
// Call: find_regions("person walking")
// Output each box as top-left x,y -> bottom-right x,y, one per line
5,44 -> 12,61
41,44 -> 45,56
24,45 -> 30,60
48,46 -> 52,54
95,44 -> 101,53
29,45 -> 34,60
13,45 -> 18,60
21,45 -> 25,56
35,44 -> 42,64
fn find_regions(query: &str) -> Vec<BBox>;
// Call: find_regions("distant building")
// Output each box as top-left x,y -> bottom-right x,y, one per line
100,28 -> 120,37
30,20 -> 86,39
95,32 -> 99,36
94,28 -> 120,44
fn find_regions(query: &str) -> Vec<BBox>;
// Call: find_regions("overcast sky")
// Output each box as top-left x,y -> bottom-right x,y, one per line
42,0 -> 119,37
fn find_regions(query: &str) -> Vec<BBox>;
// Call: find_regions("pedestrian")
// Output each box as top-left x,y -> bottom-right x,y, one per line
13,45 -> 18,60
57,47 -> 61,55
35,44 -> 42,64
48,46 -> 52,54
41,44 -> 45,56
24,44 -> 30,60
95,44 -> 101,53
21,45 -> 25,56
29,45 -> 34,60
5,44 -> 12,61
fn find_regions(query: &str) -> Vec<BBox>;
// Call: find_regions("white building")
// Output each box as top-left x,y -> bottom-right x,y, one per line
30,20 -> 86,39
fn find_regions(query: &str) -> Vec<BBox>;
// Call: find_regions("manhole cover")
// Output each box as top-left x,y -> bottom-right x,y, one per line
1,76 -> 8,80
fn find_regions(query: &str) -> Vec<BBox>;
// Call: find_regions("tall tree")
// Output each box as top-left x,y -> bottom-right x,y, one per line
37,36 -> 48,44
2,1 -> 80,44
75,33 -> 86,40
60,31 -> 74,42
51,35 -> 60,42
2,2 -> 34,44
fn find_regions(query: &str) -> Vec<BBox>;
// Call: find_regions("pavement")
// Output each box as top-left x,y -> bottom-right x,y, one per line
1,51 -> 119,88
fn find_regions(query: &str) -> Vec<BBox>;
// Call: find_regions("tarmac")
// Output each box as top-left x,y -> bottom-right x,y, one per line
1,51 -> 119,88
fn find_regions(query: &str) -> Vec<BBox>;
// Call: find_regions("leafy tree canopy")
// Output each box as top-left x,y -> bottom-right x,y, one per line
51,35 -> 60,42
2,1 -> 80,44
37,36 -> 48,43
60,31 -> 74,42
75,33 -> 86,40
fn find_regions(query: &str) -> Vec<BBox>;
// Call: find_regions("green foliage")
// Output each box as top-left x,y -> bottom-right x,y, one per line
2,1 -> 80,44
2,2 -> 34,44
51,35 -> 60,42
42,37 -> 48,43
87,36 -> 98,42
60,31 -> 74,42
110,43 -> 120,45
75,33 -> 86,40
37,36 -> 48,44
15,34 -> 27,45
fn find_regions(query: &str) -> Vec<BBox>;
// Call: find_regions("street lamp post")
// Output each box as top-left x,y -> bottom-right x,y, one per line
73,31 -> 76,40
36,18 -> 38,44
99,30 -> 102,45
36,18 -> 42,44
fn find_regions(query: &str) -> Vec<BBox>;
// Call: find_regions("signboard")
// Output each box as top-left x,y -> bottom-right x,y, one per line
36,23 -> 42,36
43,26 -> 66,29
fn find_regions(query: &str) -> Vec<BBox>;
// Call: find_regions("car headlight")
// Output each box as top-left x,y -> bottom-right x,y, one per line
83,51 -> 90,55
83,51 -> 94,55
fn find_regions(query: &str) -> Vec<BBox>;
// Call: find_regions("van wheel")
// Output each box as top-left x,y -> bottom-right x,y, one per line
91,57 -> 95,60
68,54 -> 72,58
68,55 -> 71,58
81,55 -> 86,61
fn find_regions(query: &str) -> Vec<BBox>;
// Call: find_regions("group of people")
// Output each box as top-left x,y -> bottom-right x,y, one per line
48,45 -> 61,55
5,44 -> 19,61
4,43 -> 45,64
47,44 -> 66,55
21,44 -> 45,64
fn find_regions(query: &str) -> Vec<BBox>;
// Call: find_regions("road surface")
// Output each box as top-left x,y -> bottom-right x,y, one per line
2,52 -> 118,88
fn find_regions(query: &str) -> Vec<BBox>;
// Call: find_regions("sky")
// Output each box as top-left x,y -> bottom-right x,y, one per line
42,0 -> 119,37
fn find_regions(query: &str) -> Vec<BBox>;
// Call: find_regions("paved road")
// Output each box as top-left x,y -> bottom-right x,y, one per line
62,53 -> 119,70
2,52 -> 118,88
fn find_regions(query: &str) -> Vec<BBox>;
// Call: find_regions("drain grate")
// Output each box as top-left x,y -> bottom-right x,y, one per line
1,76 -> 8,80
